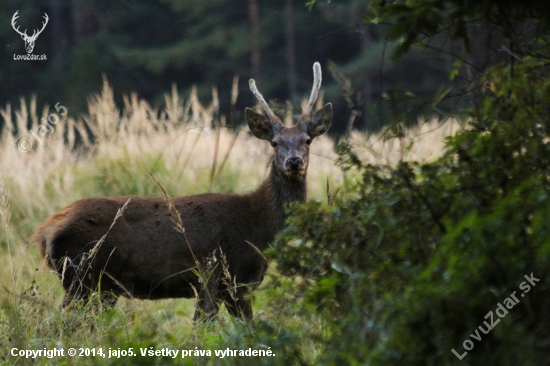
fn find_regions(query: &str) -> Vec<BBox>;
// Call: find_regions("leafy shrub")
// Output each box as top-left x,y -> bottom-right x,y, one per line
266,37 -> 550,365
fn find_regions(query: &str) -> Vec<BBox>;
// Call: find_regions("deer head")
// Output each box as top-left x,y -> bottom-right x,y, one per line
12,11 -> 49,54
246,62 -> 332,179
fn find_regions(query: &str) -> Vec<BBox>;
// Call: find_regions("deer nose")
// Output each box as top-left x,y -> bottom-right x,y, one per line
286,157 -> 304,170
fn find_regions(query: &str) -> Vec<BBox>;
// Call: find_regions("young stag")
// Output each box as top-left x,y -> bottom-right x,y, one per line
33,62 -> 332,321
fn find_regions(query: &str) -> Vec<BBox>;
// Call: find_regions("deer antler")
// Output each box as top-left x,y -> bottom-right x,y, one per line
249,79 -> 282,124
249,62 -> 322,125
11,11 -> 27,38
302,62 -> 322,117
30,13 -> 49,40
11,11 -> 49,40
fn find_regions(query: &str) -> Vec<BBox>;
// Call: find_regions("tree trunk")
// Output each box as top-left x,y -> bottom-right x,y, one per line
71,0 -> 84,42
248,0 -> 261,78
52,0 -> 65,72
284,0 -> 297,101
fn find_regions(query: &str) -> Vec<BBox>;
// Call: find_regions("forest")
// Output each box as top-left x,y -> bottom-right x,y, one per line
2,0 -> 550,365
2,0 -> 471,134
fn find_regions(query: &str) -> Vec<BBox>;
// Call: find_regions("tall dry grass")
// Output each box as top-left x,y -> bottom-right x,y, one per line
0,78 -> 461,218
0,78 -> 462,365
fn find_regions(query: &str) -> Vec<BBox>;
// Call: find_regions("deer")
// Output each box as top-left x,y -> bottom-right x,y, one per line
33,62 -> 332,322
11,10 -> 49,54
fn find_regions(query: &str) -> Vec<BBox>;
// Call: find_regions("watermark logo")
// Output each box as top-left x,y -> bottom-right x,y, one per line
451,272 -> 540,360
18,102 -> 67,152
11,10 -> 48,61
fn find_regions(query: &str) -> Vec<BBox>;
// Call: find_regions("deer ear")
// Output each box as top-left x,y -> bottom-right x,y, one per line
308,103 -> 332,138
246,108 -> 275,141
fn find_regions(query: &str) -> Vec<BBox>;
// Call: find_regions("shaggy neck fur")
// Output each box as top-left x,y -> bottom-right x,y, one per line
253,160 -> 307,240
269,161 -> 307,228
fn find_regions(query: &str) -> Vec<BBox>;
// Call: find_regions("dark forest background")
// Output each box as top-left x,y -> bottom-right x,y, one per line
1,0 -> 487,135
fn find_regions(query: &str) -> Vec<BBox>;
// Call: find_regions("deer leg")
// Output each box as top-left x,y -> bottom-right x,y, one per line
60,283 -> 119,312
59,257 -> 119,312
91,274 -> 120,312
59,257 -> 90,311
221,287 -> 253,322
193,290 -> 221,322
96,271 -> 122,309
89,291 -> 118,313
193,265 -> 221,322
60,291 -> 86,311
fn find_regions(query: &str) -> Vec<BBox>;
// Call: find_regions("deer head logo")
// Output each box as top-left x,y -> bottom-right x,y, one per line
11,11 -> 49,54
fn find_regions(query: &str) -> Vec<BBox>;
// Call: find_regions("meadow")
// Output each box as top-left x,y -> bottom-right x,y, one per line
0,79 -> 459,365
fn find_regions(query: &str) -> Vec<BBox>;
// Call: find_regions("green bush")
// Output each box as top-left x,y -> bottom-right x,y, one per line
265,37 -> 550,365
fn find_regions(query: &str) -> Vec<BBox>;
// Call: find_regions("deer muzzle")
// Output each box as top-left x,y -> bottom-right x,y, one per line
285,156 -> 305,173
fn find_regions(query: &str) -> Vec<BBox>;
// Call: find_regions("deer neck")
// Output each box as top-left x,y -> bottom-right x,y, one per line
264,164 -> 307,227
258,160 -> 307,231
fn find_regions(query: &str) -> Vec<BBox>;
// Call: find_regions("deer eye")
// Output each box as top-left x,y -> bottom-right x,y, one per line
271,141 -> 278,148
306,138 -> 312,145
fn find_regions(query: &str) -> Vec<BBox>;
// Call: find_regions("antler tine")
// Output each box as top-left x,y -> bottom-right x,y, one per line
11,11 -> 27,37
34,13 -> 49,37
41,13 -> 49,29
249,79 -> 280,122
302,62 -> 322,117
11,10 -> 19,27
